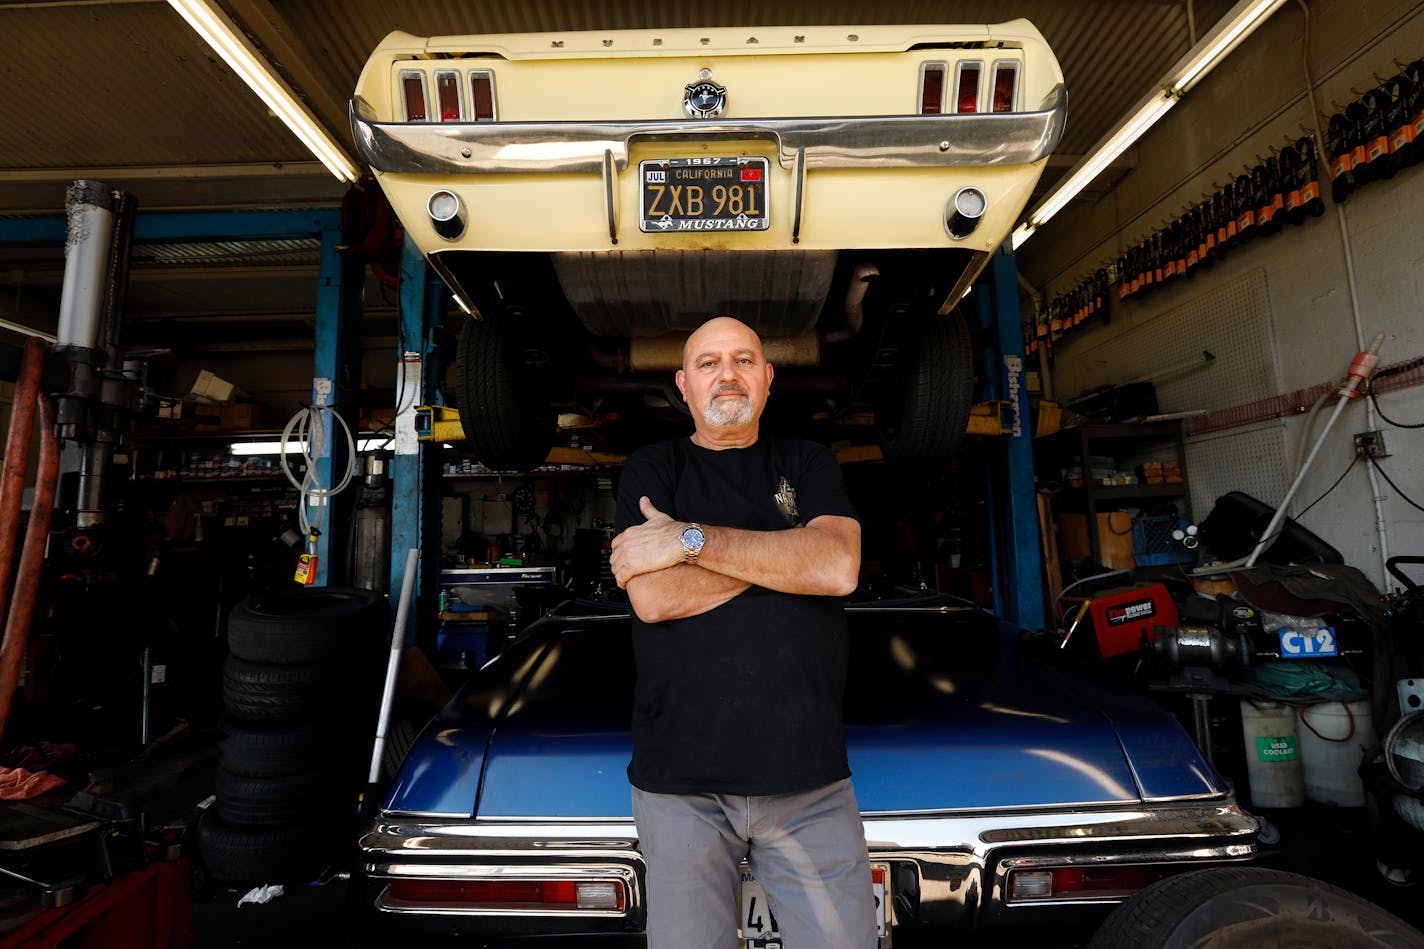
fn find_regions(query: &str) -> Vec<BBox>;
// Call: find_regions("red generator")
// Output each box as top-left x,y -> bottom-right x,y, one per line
1071,583 -> 1180,659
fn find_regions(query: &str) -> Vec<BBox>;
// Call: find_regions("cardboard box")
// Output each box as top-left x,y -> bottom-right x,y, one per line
218,402 -> 270,431
1058,512 -> 1136,569
189,370 -> 248,403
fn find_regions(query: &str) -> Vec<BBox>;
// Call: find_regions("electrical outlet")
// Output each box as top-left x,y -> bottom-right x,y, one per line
1354,430 -> 1389,459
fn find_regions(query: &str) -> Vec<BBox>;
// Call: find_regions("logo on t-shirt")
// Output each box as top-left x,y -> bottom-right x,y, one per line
774,475 -> 800,527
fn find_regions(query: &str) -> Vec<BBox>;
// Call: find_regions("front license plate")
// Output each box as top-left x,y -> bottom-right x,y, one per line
639,157 -> 770,233
739,862 -> 889,948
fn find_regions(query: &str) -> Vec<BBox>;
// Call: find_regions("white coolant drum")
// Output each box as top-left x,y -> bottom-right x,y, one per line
1297,700 -> 1376,806
1240,699 -> 1305,808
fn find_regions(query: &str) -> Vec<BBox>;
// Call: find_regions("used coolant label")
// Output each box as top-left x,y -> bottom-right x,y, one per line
1256,736 -> 1298,762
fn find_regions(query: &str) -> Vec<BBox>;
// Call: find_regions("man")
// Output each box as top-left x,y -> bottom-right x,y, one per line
610,316 -> 878,949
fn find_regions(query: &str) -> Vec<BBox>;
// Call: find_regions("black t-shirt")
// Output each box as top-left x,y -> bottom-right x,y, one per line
614,434 -> 858,795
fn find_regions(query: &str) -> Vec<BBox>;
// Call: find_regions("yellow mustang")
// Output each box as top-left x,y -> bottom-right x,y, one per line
352,23 -> 1064,469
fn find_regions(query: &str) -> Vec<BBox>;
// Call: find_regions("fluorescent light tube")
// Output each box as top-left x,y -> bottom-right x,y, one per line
1015,93 -> 1177,247
167,0 -> 358,182
1013,0 -> 1286,248
1171,0 -> 1288,94
230,437 -> 392,455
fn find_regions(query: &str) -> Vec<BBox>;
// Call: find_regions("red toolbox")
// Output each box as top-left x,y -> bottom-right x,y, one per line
1078,583 -> 1180,658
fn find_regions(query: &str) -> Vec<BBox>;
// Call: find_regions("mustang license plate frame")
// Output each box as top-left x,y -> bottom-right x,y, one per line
639,157 -> 770,233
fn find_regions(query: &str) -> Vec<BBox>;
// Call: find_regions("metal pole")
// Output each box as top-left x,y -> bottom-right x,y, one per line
369,547 -> 420,786
1243,332 -> 1385,568
0,396 -> 61,740
0,339 -> 47,619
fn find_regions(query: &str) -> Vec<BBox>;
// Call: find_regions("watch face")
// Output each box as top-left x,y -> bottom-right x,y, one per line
682,526 -> 705,550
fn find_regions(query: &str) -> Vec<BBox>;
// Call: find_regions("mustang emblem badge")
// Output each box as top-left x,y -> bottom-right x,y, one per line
683,79 -> 727,119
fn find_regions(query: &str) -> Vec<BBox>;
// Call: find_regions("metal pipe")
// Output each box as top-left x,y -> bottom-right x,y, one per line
0,338 -> 47,620
56,181 -> 116,353
369,547 -> 420,786
1244,333 -> 1386,568
75,441 -> 113,529
629,332 -> 820,371
823,263 -> 877,344
0,395 -> 61,741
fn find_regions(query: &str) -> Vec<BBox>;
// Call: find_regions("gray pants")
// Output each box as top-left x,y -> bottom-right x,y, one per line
632,777 -> 879,949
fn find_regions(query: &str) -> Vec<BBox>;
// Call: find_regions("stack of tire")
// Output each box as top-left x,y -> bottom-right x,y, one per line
199,587 -> 387,886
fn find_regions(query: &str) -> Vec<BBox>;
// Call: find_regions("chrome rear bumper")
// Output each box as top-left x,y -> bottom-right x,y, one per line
350,86 -> 1066,176
360,798 -> 1258,931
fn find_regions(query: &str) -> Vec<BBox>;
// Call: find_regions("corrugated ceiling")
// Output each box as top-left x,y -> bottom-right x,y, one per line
0,0 -> 1238,330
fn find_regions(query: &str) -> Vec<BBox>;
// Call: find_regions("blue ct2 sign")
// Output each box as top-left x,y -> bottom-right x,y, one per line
1279,627 -> 1339,658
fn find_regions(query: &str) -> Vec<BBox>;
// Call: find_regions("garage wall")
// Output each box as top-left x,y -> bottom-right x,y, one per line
1024,0 -> 1424,590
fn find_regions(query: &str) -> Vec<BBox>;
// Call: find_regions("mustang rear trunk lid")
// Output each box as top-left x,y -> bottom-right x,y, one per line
435,608 -> 1222,819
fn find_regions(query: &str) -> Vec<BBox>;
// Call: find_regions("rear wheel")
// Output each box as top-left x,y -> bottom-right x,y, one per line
1088,867 -> 1424,948
455,305 -> 555,471
875,312 -> 973,470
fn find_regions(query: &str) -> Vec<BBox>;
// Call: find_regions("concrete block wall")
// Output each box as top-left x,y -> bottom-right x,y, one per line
1022,0 -> 1424,590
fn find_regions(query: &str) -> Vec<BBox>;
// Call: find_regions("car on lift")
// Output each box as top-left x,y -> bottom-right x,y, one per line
355,595 -> 1259,945
350,22 -> 1065,470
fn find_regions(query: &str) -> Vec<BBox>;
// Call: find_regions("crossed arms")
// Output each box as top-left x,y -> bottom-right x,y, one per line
610,496 -> 861,624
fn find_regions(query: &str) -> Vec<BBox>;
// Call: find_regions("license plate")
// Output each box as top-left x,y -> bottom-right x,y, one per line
738,862 -> 889,948
1278,626 -> 1339,658
639,157 -> 770,233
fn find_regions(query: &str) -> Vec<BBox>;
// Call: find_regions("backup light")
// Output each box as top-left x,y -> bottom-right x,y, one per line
428,190 -> 467,241
945,186 -> 988,239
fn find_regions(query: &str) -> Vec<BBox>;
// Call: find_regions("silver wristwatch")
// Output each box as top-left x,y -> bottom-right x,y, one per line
680,523 -> 706,563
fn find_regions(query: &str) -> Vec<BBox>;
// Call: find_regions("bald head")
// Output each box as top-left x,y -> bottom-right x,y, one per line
676,316 -> 774,448
682,317 -> 763,369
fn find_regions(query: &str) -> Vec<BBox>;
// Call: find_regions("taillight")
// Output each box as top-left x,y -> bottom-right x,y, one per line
991,62 -> 1018,112
955,62 -> 981,114
470,70 -> 496,122
435,71 -> 461,122
1006,866 -> 1174,903
400,71 -> 428,122
387,878 -> 626,911
919,63 -> 946,114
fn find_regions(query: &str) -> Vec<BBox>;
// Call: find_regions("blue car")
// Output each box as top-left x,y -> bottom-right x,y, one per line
357,595 -> 1258,945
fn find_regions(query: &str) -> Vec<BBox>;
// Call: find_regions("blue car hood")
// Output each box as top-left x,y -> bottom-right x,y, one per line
384,605 -> 1223,818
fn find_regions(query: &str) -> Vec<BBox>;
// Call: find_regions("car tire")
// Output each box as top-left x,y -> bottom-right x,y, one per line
198,810 -> 347,886
380,705 -> 430,779
219,718 -> 369,778
228,587 -> 386,663
875,311 -> 973,470
455,306 -> 555,472
1087,867 -> 1424,949
221,655 -> 373,726
214,762 -> 361,828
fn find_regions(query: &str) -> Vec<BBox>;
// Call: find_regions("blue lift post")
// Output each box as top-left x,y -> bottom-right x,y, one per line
308,216 -> 366,587
973,246 -> 1045,632
389,242 -> 448,646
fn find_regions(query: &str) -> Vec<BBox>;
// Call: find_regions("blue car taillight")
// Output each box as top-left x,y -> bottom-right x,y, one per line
1006,865 -> 1175,903
387,878 -> 627,911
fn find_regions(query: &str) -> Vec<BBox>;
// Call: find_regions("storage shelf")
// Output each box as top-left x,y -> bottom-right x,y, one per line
1060,483 -> 1188,501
